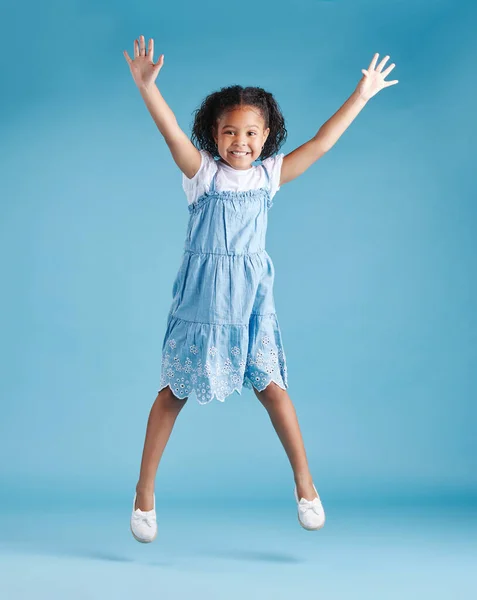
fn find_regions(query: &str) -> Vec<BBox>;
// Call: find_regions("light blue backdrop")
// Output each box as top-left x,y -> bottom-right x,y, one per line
1,0 -> 475,513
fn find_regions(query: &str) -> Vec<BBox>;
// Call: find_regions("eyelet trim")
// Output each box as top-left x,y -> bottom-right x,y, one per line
158,336 -> 288,404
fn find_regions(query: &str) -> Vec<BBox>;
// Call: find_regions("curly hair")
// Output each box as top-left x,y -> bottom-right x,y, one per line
190,85 -> 287,161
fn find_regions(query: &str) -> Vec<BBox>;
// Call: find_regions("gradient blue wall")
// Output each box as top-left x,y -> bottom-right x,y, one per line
0,0 -> 475,509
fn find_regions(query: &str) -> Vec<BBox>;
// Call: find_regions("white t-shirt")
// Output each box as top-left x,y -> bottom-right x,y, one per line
182,149 -> 284,206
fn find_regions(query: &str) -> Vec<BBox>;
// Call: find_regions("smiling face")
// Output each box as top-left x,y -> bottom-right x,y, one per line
213,106 -> 270,169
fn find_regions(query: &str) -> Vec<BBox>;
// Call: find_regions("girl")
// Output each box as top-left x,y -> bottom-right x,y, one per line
124,35 -> 398,543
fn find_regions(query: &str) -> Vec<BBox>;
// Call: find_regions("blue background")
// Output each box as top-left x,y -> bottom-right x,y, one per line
1,0 -> 475,598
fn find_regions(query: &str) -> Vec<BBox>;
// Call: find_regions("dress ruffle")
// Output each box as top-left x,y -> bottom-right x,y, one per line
158,313 -> 288,404
188,186 -> 274,213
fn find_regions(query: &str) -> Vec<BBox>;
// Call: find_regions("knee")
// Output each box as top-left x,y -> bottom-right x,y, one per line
155,386 -> 188,413
254,380 -> 284,406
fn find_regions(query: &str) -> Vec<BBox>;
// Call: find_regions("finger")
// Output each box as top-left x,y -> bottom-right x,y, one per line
155,54 -> 164,70
149,38 -> 154,62
139,34 -> 146,56
123,50 -> 133,65
361,69 -> 369,77
367,53 -> 379,72
382,63 -> 396,77
384,80 -> 399,87
376,55 -> 390,72
134,39 -> 139,59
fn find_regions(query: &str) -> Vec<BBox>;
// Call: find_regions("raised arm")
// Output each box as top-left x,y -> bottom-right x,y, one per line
124,35 -> 201,180
280,53 -> 398,187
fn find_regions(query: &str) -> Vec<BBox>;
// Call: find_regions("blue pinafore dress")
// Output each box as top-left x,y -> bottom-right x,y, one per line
158,161 -> 288,404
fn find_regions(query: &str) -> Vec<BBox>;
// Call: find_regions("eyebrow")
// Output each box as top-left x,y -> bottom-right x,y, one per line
221,124 -> 259,129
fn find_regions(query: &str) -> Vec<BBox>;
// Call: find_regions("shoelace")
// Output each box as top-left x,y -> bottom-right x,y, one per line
298,497 -> 323,516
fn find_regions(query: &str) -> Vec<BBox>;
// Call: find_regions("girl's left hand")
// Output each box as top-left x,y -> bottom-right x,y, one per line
356,53 -> 399,101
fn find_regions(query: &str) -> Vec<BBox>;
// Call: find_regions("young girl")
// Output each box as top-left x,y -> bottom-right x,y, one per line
124,35 -> 398,543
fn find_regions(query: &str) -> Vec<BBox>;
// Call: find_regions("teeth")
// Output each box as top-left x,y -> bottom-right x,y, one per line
230,151 -> 249,156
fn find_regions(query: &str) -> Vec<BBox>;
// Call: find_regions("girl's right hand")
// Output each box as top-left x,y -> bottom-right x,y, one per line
123,35 -> 164,90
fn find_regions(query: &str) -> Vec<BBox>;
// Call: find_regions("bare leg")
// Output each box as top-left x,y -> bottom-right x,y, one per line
253,382 -> 318,501
134,386 -> 188,511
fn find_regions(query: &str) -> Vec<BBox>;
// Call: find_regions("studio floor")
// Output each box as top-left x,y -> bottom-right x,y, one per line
0,502 -> 475,599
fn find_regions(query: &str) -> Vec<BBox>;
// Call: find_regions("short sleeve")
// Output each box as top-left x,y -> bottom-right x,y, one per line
182,149 -> 218,206
261,153 -> 284,200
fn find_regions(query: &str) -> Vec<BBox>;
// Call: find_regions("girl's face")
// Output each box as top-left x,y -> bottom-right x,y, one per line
213,106 -> 270,169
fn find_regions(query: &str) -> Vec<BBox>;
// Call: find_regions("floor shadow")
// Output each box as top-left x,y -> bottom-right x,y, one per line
204,549 -> 304,564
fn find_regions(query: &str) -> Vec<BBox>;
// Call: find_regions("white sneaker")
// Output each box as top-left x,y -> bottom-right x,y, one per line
294,483 -> 325,530
130,492 -> 157,543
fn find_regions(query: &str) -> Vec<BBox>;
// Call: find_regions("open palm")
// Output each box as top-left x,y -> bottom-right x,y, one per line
357,53 -> 399,100
123,35 -> 164,89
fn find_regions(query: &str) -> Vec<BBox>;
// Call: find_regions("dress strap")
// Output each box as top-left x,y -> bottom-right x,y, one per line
210,169 -> 218,193
261,163 -> 271,191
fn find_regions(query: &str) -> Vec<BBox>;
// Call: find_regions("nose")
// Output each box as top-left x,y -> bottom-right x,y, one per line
232,136 -> 249,147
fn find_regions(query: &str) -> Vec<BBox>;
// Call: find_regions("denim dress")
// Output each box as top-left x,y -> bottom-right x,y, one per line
158,162 -> 288,404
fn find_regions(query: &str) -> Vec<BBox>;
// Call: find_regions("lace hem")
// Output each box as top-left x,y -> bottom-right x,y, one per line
243,374 -> 287,393
158,315 -> 288,404
158,375 -> 288,405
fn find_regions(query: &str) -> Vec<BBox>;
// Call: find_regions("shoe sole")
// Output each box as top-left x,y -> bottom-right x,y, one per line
130,522 -> 157,543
